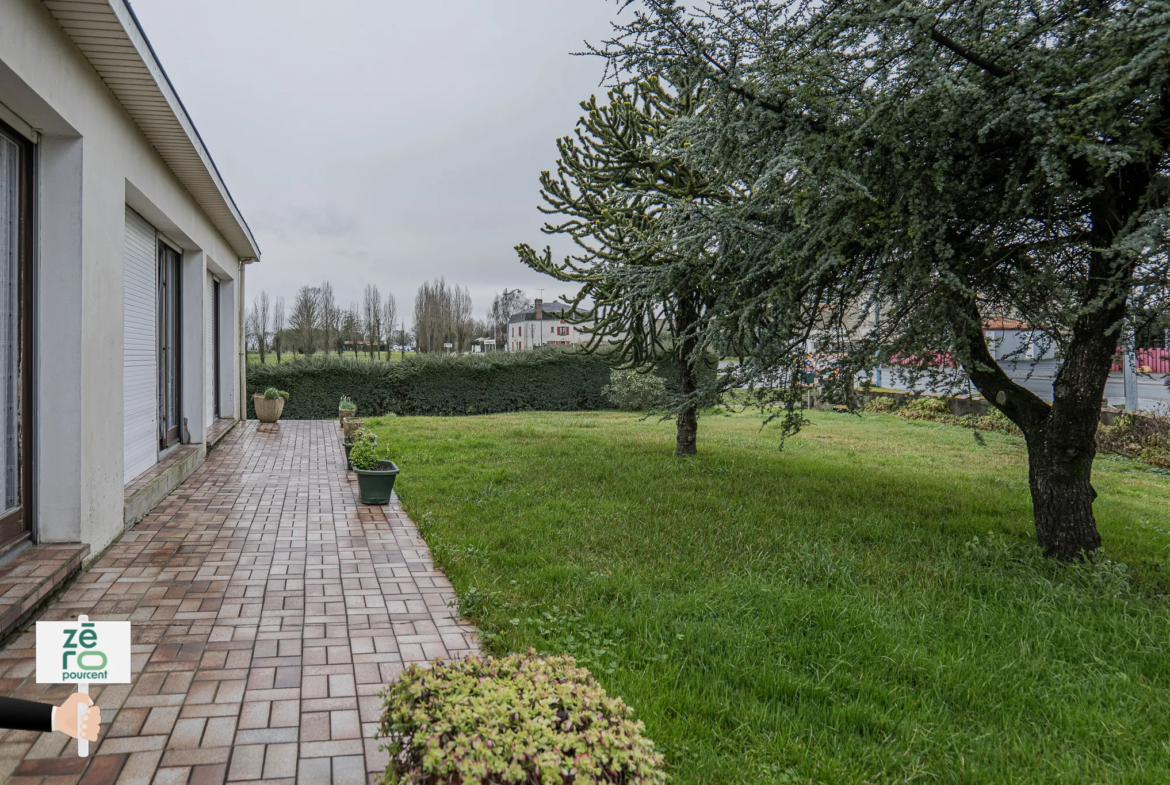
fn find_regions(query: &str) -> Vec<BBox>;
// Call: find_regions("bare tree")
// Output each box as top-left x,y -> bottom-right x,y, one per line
452,285 -> 474,353
341,304 -> 361,357
413,278 -> 476,353
362,284 -> 382,360
289,285 -> 320,356
319,281 -> 338,354
489,289 -> 533,346
245,305 -> 260,360
253,291 -> 270,363
381,293 -> 398,357
273,296 -> 286,363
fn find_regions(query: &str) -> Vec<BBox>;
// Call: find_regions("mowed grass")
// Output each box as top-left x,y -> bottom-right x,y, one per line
363,410 -> 1170,784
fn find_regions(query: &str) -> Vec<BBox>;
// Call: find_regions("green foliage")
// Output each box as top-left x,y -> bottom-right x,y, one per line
348,439 -> 381,471
1098,413 -> 1170,468
605,369 -> 667,411
865,395 -> 1022,436
339,396 -> 356,411
370,410 -> 1170,783
246,350 -> 613,419
261,387 -> 288,400
376,650 -> 667,785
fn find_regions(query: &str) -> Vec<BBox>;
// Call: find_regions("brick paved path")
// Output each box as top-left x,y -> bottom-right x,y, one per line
0,421 -> 478,785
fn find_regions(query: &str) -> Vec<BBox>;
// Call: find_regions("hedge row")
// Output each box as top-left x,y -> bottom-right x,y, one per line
245,350 -> 613,419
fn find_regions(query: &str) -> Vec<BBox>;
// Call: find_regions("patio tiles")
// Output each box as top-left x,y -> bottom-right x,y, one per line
0,420 -> 479,784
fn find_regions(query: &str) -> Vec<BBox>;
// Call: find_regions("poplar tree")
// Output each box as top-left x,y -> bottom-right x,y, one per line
517,76 -> 734,456
599,0 -> 1170,557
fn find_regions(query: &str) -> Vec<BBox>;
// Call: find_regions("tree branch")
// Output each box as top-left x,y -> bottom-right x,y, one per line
929,27 -> 1010,78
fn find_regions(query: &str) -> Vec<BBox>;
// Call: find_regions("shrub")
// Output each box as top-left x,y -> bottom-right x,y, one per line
864,395 -> 900,414
897,396 -> 952,421
1098,412 -> 1170,467
262,387 -> 289,400
864,394 -> 1023,436
246,350 -> 613,419
605,369 -> 668,411
349,439 -> 381,471
376,650 -> 668,785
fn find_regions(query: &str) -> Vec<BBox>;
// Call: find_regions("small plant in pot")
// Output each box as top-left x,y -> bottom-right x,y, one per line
339,396 -> 356,425
342,427 -> 377,471
342,417 -> 365,440
253,388 -> 289,423
350,439 -> 398,505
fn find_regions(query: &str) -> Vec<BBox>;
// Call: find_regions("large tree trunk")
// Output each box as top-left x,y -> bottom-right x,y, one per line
1025,423 -> 1101,559
676,356 -> 698,456
949,295 -> 1110,560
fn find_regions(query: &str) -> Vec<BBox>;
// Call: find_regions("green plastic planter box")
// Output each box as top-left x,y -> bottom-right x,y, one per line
355,460 -> 398,505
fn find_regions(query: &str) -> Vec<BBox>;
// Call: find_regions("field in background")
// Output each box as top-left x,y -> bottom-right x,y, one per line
247,350 -> 417,365
364,409 -> 1170,784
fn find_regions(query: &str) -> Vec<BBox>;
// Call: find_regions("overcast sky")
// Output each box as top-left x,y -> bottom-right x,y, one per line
129,0 -> 623,323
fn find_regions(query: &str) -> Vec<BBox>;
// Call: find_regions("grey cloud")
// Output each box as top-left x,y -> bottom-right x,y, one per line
129,0 -> 622,317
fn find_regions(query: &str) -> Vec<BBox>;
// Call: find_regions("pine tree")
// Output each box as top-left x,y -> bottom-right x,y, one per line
517,76 -> 734,456
599,0 -> 1170,557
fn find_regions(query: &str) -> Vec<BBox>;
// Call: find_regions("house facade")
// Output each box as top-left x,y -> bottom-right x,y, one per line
0,0 -> 258,560
507,300 -> 593,351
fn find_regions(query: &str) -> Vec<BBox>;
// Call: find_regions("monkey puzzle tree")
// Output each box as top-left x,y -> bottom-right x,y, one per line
600,0 -> 1170,557
517,76 -> 734,456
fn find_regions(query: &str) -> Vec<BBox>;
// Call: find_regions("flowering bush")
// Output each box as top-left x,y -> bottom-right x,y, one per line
376,650 -> 668,784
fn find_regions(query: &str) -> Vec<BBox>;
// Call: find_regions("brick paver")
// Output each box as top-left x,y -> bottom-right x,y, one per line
0,421 -> 478,784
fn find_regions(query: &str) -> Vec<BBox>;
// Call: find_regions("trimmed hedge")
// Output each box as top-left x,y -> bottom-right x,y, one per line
245,350 -> 612,419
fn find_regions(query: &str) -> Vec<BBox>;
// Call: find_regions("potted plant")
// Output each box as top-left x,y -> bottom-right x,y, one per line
342,418 -> 365,440
343,427 -> 377,471
350,439 -> 398,504
339,396 -> 356,425
253,388 -> 289,423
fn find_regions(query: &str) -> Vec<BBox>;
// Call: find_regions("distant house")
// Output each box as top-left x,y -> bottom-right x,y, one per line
0,0 -> 259,560
507,300 -> 594,351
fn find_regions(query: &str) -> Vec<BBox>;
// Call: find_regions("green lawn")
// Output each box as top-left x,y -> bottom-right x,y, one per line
247,350 -> 416,365
363,410 -> 1170,784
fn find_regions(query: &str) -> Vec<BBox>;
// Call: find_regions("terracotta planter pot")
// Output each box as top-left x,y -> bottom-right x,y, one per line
253,394 -> 285,423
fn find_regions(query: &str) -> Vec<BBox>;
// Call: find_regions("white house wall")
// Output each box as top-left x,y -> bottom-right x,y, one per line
0,0 -> 246,552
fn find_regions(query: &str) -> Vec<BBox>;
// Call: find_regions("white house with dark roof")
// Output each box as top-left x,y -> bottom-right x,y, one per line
507,300 -> 595,352
0,0 -> 259,567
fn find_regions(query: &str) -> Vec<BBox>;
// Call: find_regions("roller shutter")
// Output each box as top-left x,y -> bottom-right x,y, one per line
205,271 -> 216,425
123,208 -> 157,482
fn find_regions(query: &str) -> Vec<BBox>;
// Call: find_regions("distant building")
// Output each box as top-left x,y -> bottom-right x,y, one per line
507,300 -> 593,351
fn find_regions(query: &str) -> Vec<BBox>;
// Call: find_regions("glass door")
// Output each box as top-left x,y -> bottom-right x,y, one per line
158,244 -> 182,448
0,125 -> 32,551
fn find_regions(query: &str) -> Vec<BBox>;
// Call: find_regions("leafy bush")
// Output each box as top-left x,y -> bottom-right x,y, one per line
247,350 -> 613,419
605,369 -> 668,411
1097,412 -> 1170,468
262,387 -> 289,400
864,396 -> 900,414
897,396 -> 952,420
349,439 -> 381,471
376,650 -> 668,785
865,394 -> 1023,436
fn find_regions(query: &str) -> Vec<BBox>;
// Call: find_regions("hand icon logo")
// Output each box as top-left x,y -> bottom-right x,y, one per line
54,693 -> 101,742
